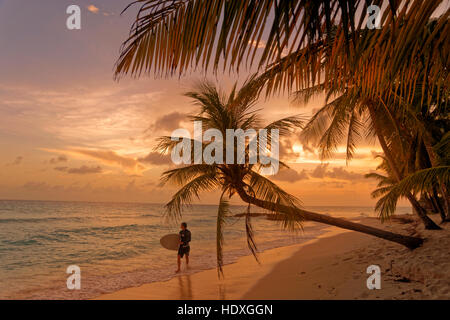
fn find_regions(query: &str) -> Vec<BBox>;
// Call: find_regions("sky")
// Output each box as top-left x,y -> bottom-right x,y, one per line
0,0 -> 397,206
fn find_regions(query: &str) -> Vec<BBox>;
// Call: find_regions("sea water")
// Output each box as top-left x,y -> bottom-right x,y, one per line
0,200 -> 412,299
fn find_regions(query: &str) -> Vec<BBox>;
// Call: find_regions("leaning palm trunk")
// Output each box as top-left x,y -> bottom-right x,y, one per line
158,80 -> 429,276
367,104 -> 441,230
406,194 -> 441,229
237,188 -> 423,250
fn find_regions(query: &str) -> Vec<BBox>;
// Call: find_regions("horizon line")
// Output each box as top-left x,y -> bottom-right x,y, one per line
0,198 -> 411,208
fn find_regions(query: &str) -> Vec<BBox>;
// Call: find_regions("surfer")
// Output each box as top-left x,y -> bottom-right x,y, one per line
176,222 -> 191,273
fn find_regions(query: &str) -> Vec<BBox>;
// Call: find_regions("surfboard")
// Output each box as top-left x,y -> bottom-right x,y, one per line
160,233 -> 180,251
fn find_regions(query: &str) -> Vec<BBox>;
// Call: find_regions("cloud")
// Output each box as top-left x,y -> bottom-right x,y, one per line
22,181 -> 52,191
279,138 -> 301,162
49,155 -> 68,164
248,40 -> 266,49
279,136 -> 317,163
87,5 -> 99,13
138,152 -> 170,166
146,111 -> 188,133
71,149 -> 146,173
42,148 -> 153,174
318,181 -> 348,189
371,150 -> 383,158
16,179 -> 171,203
310,164 -> 364,181
142,181 -> 156,187
6,156 -> 23,166
326,166 -> 364,180
311,164 -> 328,178
272,168 -> 309,183
54,165 -> 102,175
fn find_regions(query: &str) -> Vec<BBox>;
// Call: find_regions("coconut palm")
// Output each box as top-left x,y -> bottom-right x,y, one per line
368,163 -> 450,223
273,15 -> 449,229
116,0 -> 448,106
366,137 -> 450,223
156,79 -> 423,276
294,82 -> 444,229
116,0 -> 448,228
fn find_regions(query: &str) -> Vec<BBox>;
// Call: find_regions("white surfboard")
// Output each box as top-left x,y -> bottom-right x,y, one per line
160,233 -> 180,251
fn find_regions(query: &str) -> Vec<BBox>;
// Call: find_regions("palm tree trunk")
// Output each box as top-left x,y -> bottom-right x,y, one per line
236,188 -> 423,250
440,185 -> 450,221
422,135 -> 450,220
425,192 -> 439,214
432,187 -> 448,222
367,104 -> 441,230
406,193 -> 441,229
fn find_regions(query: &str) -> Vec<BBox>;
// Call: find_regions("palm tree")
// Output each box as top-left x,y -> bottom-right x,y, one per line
116,0 -> 448,106
270,16 -> 449,229
293,83 -> 444,229
366,149 -> 450,224
116,0 -> 448,228
156,79 -> 423,276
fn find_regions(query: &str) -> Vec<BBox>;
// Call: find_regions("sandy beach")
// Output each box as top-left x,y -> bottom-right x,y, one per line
96,215 -> 450,300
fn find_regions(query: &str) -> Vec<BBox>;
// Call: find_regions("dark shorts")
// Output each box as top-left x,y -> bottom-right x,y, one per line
178,245 -> 190,258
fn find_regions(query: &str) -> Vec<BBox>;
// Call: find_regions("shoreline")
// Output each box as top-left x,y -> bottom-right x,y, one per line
95,226 -> 348,300
96,215 -> 450,300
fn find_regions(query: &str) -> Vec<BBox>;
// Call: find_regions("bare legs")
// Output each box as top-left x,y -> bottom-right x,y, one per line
176,254 -> 181,273
176,254 -> 189,273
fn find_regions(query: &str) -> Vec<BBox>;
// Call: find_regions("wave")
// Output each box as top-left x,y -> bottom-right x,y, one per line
4,226 -> 330,299
53,223 -> 157,236
0,217 -> 86,224
0,213 -> 158,224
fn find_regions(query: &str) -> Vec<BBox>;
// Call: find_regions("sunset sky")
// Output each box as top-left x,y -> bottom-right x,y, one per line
0,0 -> 396,206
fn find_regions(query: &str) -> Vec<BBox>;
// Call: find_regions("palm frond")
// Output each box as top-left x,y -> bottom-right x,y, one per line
155,136 -> 207,164
160,164 -> 217,186
245,203 -> 259,263
375,166 -> 450,220
115,0 -> 360,77
387,166 -> 450,196
246,170 -> 303,231
264,115 -> 305,137
365,172 -> 396,188
116,0 -> 449,106
345,109 -> 363,163
165,173 -> 219,220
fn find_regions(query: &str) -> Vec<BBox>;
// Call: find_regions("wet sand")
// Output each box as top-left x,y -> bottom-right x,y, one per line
96,216 -> 450,300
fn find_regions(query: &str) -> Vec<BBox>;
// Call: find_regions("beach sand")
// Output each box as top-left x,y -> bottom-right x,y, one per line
96,215 -> 450,300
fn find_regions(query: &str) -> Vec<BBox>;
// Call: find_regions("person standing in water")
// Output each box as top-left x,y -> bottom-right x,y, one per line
176,222 -> 191,273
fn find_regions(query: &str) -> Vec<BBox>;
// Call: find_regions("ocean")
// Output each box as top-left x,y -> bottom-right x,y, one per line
0,200 -> 412,299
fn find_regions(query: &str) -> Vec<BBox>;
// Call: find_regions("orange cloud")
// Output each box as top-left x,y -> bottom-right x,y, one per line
54,165 -> 102,175
272,168 -> 309,183
49,155 -> 68,164
71,149 -> 146,174
40,148 -> 148,175
87,5 -> 99,14
6,156 -> 23,166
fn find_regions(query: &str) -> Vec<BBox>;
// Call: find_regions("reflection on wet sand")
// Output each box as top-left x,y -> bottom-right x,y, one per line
176,273 -> 227,299
218,282 -> 226,300
177,275 -> 193,299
